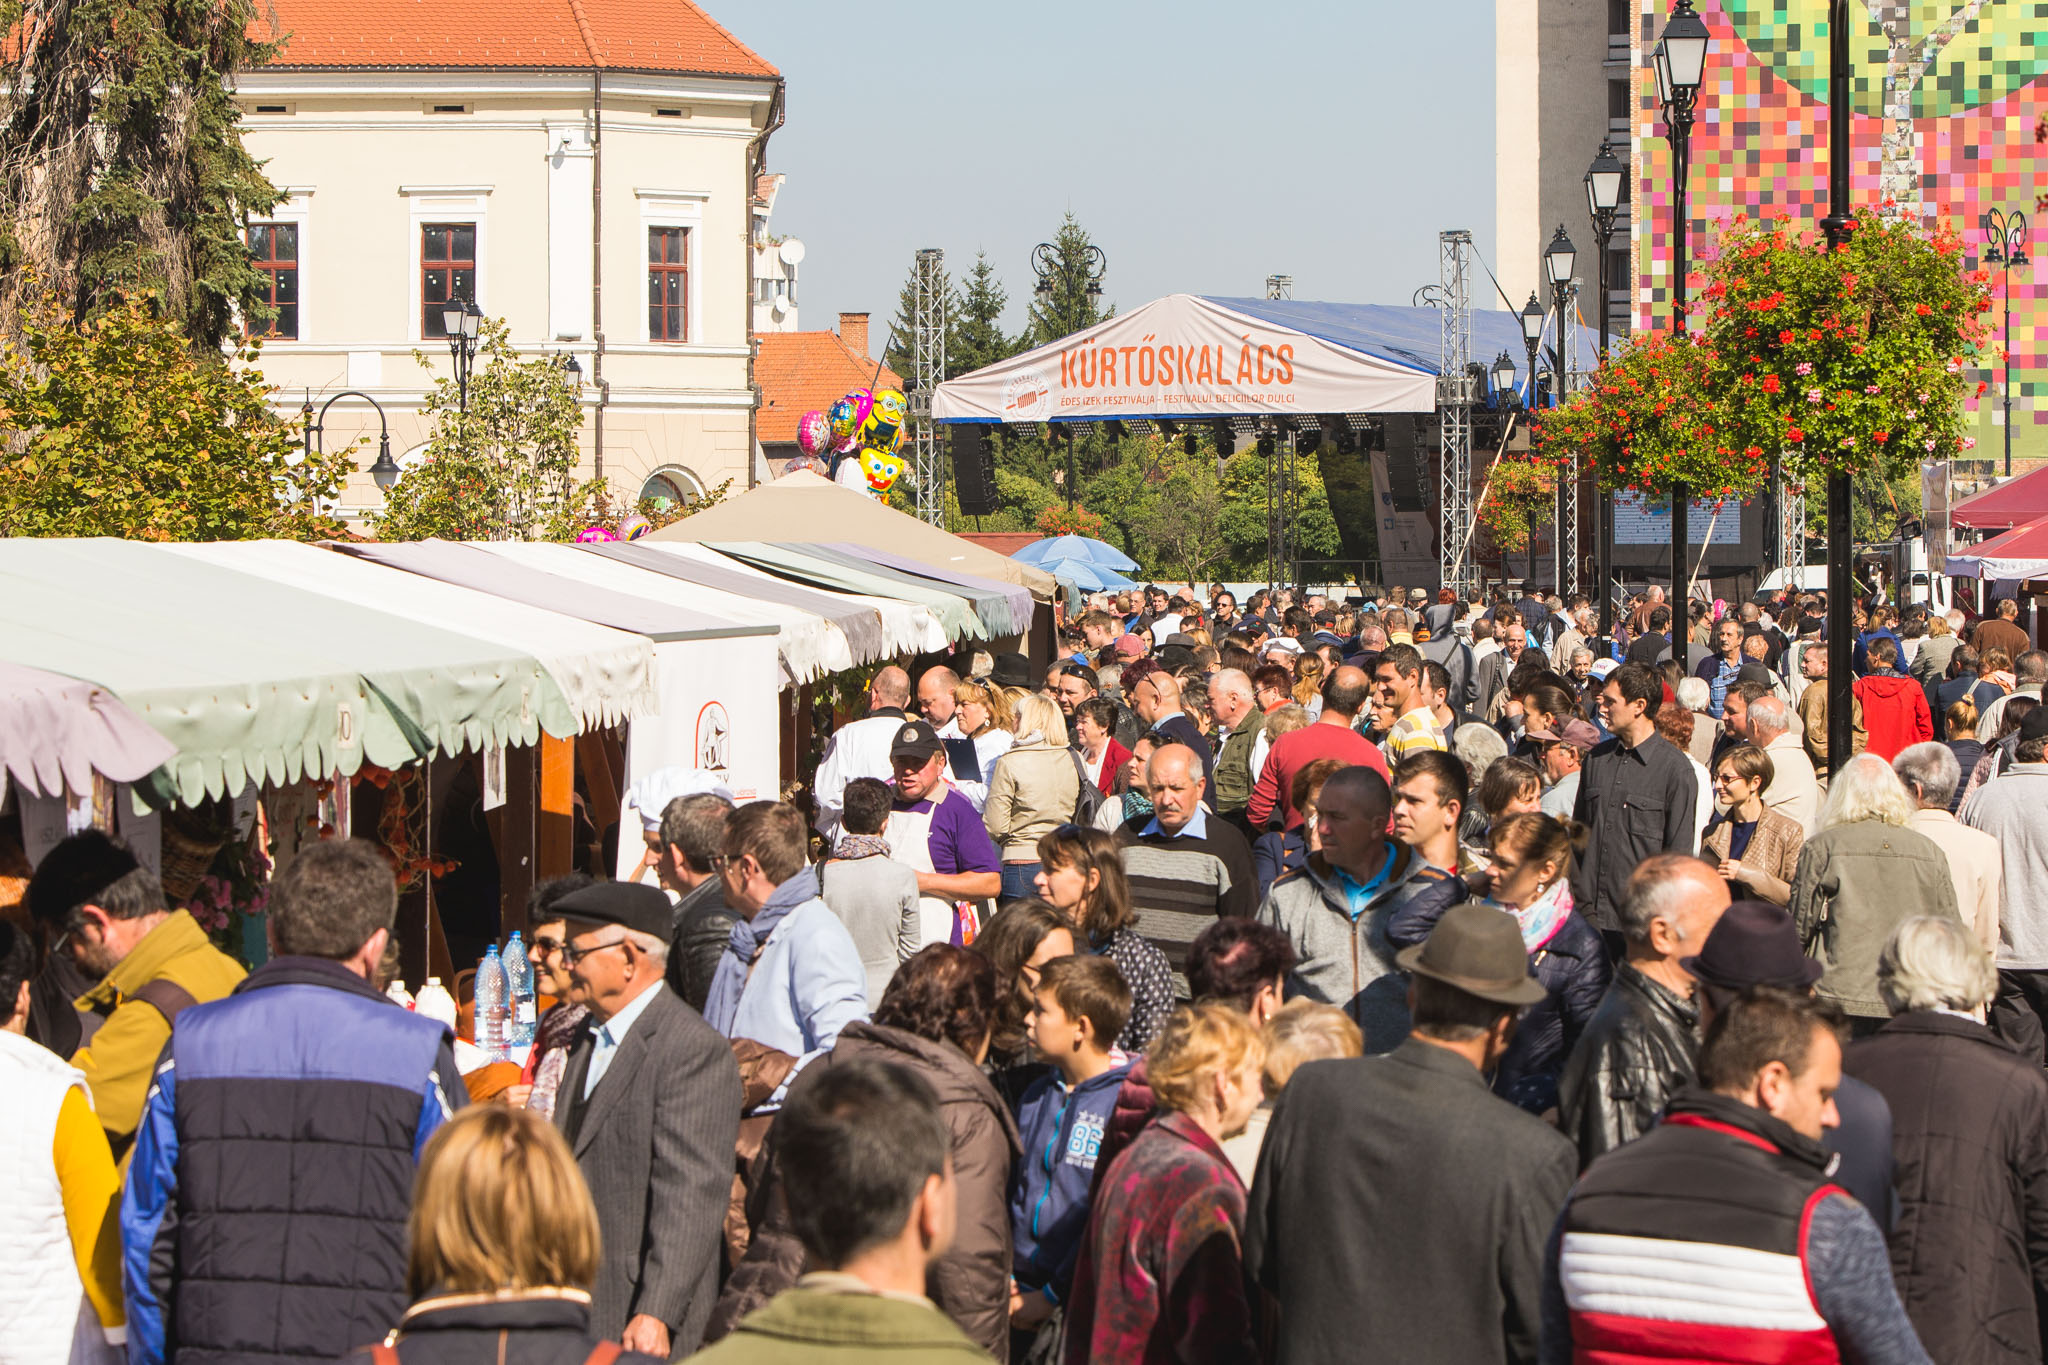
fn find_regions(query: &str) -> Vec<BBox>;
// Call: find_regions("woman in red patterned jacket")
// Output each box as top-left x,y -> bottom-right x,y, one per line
1060,1004 -> 1266,1365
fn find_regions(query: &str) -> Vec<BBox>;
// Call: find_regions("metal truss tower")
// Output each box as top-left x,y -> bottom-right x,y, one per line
912,248 -> 947,526
1437,231 -> 1476,596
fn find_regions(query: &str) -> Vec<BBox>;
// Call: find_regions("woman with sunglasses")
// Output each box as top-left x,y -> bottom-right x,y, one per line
508,875 -> 593,1118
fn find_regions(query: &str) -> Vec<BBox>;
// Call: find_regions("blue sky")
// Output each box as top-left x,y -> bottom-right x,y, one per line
714,0 -> 1498,346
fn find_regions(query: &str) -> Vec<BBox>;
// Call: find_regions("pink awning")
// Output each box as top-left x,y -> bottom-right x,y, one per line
0,661 -> 177,799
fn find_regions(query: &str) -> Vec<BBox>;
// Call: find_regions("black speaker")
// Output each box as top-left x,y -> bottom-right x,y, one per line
952,425 -> 998,516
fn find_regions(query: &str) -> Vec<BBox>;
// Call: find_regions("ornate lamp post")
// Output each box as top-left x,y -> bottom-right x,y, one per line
1822,0 -> 1856,776
1981,208 -> 2031,479
440,299 -> 484,412
1586,141 -> 1625,639
1654,0 -> 1709,604
1544,225 -> 1578,590
303,392 -> 398,492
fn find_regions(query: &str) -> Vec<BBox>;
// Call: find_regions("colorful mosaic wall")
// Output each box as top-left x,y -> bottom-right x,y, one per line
1632,0 -> 2045,445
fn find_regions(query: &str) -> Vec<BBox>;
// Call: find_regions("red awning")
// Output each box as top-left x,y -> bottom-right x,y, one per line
1945,517 -> 2048,581
1951,464 -> 2048,531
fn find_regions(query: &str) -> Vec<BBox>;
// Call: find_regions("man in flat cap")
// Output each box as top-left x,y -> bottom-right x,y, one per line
553,879 -> 742,1358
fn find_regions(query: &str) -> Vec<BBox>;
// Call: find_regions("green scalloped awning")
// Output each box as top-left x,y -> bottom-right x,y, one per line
0,539 -> 578,805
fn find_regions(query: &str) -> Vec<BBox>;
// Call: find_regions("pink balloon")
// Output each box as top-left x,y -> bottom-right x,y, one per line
797,410 -> 830,456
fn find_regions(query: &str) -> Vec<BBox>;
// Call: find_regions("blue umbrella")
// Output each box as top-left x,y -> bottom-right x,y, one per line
1013,534 -> 1139,573
1029,554 -> 1138,592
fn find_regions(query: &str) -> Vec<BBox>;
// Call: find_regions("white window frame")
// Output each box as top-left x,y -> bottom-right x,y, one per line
636,189 -> 708,346
403,186 -> 492,344
638,464 -> 705,506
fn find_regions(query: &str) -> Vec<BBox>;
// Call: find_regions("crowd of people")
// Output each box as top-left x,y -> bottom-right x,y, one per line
9,575 -> 2048,1365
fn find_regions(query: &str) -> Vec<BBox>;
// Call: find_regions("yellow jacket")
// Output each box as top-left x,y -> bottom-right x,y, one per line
72,910 -> 244,1152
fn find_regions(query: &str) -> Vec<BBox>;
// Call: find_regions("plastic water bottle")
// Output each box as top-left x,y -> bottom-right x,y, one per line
476,946 -> 510,1060
504,931 -> 537,1048
415,977 -> 457,1031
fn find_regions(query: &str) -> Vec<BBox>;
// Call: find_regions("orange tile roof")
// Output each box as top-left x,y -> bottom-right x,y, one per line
252,0 -> 778,76
756,331 -> 903,445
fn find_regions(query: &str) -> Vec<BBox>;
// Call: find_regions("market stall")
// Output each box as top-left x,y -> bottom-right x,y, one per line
0,661 -> 176,803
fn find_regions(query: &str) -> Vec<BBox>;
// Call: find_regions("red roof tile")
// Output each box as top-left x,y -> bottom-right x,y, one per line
252,0 -> 777,76
756,330 -> 903,445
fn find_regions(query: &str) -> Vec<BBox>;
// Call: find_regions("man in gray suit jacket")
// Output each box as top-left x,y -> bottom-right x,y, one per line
554,881 -> 743,1360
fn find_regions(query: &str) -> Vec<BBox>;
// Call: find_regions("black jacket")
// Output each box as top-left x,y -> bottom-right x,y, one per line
1570,732 -> 1699,932
665,877 -> 738,1013
1847,1011 -> 2048,1365
1246,1037 -> 1577,1365
1556,962 -> 1700,1169
343,1292 -> 662,1365
1493,911 -> 1611,1116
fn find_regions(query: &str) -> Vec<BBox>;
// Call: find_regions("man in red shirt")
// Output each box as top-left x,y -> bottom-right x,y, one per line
1247,666 -> 1389,830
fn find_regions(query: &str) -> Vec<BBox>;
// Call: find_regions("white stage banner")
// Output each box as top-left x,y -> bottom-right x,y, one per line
932,294 -> 1436,423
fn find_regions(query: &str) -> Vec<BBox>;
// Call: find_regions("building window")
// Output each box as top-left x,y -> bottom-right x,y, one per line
246,223 -> 299,339
640,468 -> 701,508
1607,0 -> 1629,38
421,223 -> 476,338
649,226 -> 688,342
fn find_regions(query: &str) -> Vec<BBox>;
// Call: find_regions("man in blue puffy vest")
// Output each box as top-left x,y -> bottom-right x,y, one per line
123,839 -> 462,1365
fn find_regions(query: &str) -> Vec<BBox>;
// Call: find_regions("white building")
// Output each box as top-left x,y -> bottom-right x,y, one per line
235,0 -> 784,517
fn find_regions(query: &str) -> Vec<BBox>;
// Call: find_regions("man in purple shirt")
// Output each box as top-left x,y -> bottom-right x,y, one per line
883,720 -> 1003,943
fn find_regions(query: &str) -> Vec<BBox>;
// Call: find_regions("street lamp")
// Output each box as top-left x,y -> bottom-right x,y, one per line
1520,293 -> 1546,406
1655,0 -> 1709,606
1491,351 -> 1519,407
303,390 -> 398,493
1545,225 -> 1578,591
1821,0 -> 1855,777
1982,209 -> 2031,479
442,300 -> 483,412
1586,142 -> 1626,640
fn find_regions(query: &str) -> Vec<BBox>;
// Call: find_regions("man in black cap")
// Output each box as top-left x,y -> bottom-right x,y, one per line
27,829 -> 244,1153
553,880 -> 742,1357
883,719 -> 1001,942
1247,903 -> 1577,1365
1678,897 -> 1895,1231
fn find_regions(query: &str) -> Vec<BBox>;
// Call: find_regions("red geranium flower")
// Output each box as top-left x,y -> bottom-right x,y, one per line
1761,375 -> 1781,394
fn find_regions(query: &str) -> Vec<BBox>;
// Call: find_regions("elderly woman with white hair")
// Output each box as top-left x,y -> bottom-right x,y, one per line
1789,752 -> 1962,1035
1844,916 -> 2048,1365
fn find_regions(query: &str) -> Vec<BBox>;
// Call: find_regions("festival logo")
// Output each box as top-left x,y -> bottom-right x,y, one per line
696,701 -> 731,775
1003,366 -> 1052,422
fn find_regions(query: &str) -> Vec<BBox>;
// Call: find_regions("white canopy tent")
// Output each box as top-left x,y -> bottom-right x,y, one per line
931,293 -> 1438,423
639,541 -> 948,655
168,541 -> 659,732
471,541 -> 852,685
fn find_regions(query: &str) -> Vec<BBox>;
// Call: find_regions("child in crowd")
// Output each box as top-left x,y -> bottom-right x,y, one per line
1006,955 -> 1133,1345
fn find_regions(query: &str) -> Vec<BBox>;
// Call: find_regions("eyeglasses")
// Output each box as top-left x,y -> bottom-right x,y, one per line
530,935 -> 565,957
561,937 -> 632,967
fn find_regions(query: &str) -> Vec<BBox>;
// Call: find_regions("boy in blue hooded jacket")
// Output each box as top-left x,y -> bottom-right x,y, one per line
1007,954 -> 1133,1331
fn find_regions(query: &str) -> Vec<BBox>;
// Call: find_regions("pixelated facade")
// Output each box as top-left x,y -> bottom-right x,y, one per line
1630,0 -> 2044,454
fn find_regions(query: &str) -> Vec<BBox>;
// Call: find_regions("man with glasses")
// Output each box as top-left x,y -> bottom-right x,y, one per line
504,873 -> 593,1119
552,879 -> 742,1358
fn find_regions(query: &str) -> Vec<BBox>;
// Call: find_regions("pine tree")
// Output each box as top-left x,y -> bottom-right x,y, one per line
949,250 -> 1012,378
1025,212 -> 1110,348
0,0 -> 284,352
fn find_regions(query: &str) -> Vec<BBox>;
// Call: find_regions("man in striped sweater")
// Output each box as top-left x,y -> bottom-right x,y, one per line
1115,743 -> 1256,997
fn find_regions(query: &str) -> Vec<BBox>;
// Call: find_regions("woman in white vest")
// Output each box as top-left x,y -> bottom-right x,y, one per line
0,920 -> 124,1364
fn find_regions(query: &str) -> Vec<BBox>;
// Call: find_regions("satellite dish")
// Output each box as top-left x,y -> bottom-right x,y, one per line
778,239 -> 806,266
771,296 -> 790,318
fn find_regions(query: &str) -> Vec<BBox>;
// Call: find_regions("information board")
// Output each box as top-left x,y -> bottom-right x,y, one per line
1613,491 -> 1746,546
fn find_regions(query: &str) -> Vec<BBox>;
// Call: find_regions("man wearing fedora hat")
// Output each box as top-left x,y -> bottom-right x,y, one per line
1246,902 -> 1577,1365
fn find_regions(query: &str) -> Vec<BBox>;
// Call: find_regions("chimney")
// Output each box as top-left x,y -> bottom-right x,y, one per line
838,312 -> 870,357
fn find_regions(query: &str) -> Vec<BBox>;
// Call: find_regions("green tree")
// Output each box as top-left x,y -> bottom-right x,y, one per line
1025,212 -> 1110,346
1135,450 -> 1227,585
1218,446 -> 1340,577
0,288 -> 348,539
950,251 -> 1013,378
377,318 -> 591,542
0,0 -> 283,351
880,254 -> 942,381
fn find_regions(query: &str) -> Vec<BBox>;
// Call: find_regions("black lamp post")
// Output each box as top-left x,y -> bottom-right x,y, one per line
1492,351 -> 1518,407
1982,209 -> 2031,479
1031,243 -> 1106,507
1822,0 -> 1855,776
1519,292 -> 1546,403
1586,141 -> 1625,640
303,391 -> 398,492
440,299 -> 484,412
1655,0 -> 1709,606
1545,225 -> 1577,590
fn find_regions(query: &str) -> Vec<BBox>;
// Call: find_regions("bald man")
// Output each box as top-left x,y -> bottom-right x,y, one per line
1115,743 -> 1257,993
812,665 -> 914,837
915,666 -> 960,732
1130,669 -> 1215,804
1247,666 -> 1391,831
1209,669 -> 1261,820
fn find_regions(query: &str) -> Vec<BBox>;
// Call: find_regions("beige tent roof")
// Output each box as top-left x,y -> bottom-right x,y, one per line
649,471 -> 1059,603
